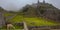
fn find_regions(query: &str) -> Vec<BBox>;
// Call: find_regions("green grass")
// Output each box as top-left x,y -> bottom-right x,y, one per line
3,13 -> 60,29
4,13 -> 13,17
24,17 -> 58,26
9,15 -> 59,26
9,15 -> 23,23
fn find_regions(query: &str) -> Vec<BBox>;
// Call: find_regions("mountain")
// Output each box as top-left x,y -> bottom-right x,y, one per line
20,1 -> 60,22
0,7 -> 5,12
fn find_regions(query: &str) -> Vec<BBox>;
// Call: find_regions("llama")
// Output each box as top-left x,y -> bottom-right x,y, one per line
6,24 -> 15,30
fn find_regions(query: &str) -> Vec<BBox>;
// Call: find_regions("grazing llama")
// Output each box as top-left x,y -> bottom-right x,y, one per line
7,24 -> 15,30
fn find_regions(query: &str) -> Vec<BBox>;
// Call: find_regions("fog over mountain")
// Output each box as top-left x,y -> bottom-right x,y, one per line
0,0 -> 60,11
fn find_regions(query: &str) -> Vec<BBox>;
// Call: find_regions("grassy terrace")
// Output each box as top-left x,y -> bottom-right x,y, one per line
4,13 -> 13,17
3,13 -> 60,29
9,14 -> 59,26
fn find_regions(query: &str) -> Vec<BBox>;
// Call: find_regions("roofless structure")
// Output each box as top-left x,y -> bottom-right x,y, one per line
0,7 -> 5,28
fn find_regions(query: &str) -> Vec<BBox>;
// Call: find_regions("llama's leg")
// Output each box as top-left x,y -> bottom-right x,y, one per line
7,26 -> 9,30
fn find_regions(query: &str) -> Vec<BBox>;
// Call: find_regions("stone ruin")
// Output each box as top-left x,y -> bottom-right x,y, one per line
0,7 -> 5,28
0,12 -> 5,28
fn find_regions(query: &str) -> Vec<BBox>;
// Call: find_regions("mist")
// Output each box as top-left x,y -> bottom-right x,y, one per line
0,0 -> 60,11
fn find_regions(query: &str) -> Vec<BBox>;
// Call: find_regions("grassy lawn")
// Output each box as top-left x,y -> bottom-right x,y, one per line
9,15 -> 59,26
3,13 -> 60,29
4,13 -> 13,17
24,17 -> 58,26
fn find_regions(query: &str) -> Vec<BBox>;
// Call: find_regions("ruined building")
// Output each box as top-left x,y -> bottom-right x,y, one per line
0,7 -> 5,28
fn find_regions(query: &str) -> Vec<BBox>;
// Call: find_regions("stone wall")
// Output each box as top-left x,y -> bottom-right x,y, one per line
28,26 -> 60,30
0,12 -> 5,28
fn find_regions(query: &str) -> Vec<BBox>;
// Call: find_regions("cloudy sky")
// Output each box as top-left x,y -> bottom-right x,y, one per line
0,0 -> 60,11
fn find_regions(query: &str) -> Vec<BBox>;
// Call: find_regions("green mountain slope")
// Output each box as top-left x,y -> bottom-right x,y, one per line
20,2 -> 60,22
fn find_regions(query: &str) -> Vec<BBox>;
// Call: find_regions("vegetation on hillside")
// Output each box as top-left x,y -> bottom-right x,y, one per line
0,1 -> 60,29
19,3 -> 60,22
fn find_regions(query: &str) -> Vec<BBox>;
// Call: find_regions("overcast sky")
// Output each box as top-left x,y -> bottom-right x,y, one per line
0,0 -> 60,11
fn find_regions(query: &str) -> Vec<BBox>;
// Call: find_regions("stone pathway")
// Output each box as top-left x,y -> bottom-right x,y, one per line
23,21 -> 28,30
